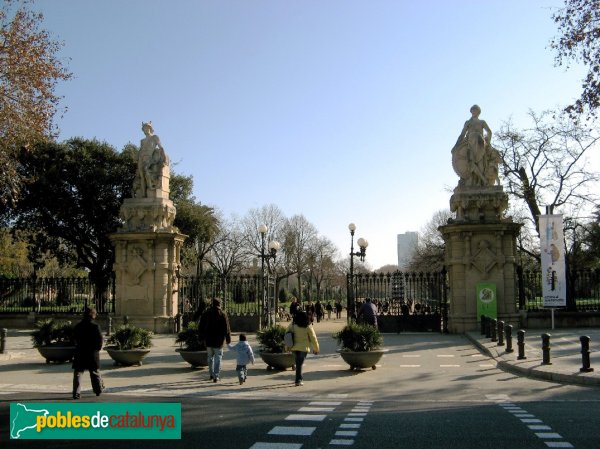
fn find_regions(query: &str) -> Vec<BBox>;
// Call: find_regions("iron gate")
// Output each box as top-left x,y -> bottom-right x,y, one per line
348,269 -> 448,332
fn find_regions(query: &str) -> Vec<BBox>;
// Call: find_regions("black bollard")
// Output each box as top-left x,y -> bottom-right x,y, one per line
542,333 -> 552,365
517,329 -> 527,360
491,319 -> 498,342
481,315 -> 486,335
497,320 -> 505,347
580,336 -> 594,373
505,324 -> 514,353
485,317 -> 491,338
0,328 -> 7,354
106,316 -> 112,336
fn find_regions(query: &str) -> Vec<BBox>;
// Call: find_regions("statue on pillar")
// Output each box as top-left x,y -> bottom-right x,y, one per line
135,122 -> 169,197
451,105 -> 501,188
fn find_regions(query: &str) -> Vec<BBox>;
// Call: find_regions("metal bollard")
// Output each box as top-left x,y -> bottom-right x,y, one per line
497,320 -> 505,347
485,317 -> 491,338
491,319 -> 498,342
480,315 -> 486,335
0,328 -> 7,354
505,324 -> 514,353
517,330 -> 527,360
542,333 -> 552,365
106,316 -> 112,336
580,336 -> 594,373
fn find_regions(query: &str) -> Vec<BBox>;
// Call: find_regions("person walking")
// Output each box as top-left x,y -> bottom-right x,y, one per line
335,301 -> 343,320
285,311 -> 319,386
357,297 -> 378,328
72,307 -> 104,400
325,302 -> 333,320
289,297 -> 299,319
228,334 -> 255,385
199,298 -> 231,382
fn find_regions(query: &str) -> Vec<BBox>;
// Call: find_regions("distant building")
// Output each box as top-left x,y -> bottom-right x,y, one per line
397,232 -> 418,269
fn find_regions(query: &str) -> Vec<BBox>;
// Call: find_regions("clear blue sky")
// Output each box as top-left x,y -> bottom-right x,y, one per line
35,0 -> 587,269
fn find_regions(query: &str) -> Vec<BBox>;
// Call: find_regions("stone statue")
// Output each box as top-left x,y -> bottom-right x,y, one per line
135,122 -> 169,197
451,105 -> 500,188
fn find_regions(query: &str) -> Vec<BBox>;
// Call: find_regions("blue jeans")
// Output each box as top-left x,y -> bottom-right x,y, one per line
236,364 -> 247,382
207,347 -> 223,379
294,351 -> 307,383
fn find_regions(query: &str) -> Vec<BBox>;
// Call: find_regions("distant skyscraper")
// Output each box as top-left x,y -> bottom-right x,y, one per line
397,232 -> 418,269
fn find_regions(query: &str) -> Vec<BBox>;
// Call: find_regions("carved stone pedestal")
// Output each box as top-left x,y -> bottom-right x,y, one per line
440,187 -> 521,333
110,231 -> 185,334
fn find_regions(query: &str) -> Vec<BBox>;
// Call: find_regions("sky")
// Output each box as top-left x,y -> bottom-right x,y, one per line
32,0 -> 590,269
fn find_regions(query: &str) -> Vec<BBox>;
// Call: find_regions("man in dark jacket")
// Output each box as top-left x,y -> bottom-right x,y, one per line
72,307 -> 104,399
199,298 -> 231,382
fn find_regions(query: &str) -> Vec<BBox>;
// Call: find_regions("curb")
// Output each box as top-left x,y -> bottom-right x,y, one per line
465,333 -> 600,388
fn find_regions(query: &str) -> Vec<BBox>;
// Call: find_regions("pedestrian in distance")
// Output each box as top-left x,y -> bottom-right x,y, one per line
335,301 -> 343,319
228,333 -> 255,385
199,298 -> 231,383
357,297 -> 378,328
285,311 -> 319,386
325,302 -> 333,320
289,297 -> 299,319
72,307 -> 104,400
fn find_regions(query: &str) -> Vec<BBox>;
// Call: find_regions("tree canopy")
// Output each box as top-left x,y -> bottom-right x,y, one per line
10,138 -> 136,294
552,0 -> 600,116
0,0 -> 71,207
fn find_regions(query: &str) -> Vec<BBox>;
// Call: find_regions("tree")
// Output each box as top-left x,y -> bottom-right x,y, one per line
282,214 -> 318,302
170,173 -> 220,276
0,0 -> 71,207
11,138 -> 136,298
208,216 -> 246,277
551,0 -> 600,116
494,110 -> 600,234
305,236 -> 338,300
408,209 -> 451,272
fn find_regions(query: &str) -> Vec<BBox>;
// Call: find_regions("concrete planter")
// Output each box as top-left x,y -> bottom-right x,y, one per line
259,351 -> 295,370
36,345 -> 76,364
105,347 -> 151,366
177,349 -> 208,368
339,349 -> 386,370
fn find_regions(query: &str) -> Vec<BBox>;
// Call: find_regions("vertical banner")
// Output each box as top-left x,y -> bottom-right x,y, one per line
539,214 -> 566,307
476,283 -> 497,320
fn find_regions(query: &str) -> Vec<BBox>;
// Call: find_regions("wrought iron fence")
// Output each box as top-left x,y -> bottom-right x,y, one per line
0,276 -> 114,314
348,270 -> 448,317
178,274 -> 262,317
519,268 -> 600,311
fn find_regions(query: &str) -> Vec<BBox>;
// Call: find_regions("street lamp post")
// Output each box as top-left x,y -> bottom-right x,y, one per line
347,223 -> 368,323
258,224 -> 281,328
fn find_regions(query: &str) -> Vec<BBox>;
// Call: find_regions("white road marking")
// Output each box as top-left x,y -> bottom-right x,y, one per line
310,402 -> 342,406
298,406 -> 335,412
340,423 -> 361,429
535,433 -> 563,439
399,364 -> 421,368
286,414 -> 326,422
544,443 -> 574,448
344,417 -> 364,422
336,430 -> 358,437
249,443 -> 302,449
329,439 -> 354,446
268,426 -> 316,436
529,425 -> 552,431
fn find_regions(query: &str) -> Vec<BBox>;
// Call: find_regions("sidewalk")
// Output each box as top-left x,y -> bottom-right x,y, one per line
466,328 -> 600,387
2,321 -> 600,396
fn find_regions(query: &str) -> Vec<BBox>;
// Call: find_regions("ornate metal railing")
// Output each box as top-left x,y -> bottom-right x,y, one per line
0,276 -> 114,314
519,268 -> 600,311
347,270 -> 448,316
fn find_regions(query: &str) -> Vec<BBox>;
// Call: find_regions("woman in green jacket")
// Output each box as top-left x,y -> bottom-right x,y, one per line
286,311 -> 319,386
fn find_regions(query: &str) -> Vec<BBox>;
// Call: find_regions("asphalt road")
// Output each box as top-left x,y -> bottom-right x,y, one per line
2,334 -> 600,448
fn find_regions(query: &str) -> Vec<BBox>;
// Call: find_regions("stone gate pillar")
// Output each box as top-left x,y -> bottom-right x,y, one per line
439,106 -> 521,333
109,122 -> 186,333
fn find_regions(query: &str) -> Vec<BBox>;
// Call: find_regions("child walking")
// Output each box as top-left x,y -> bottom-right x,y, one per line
228,334 -> 255,384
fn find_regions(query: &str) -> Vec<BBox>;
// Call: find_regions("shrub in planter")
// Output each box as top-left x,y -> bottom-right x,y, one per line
333,322 -> 385,370
333,322 -> 383,352
31,318 -> 76,364
105,324 -> 153,366
175,322 -> 208,368
257,324 -> 287,354
257,324 -> 294,370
